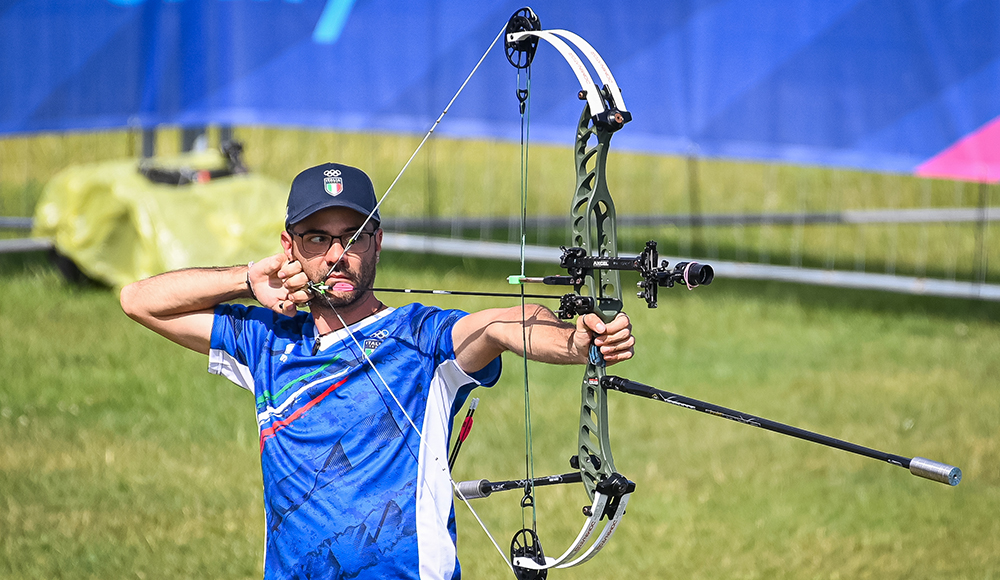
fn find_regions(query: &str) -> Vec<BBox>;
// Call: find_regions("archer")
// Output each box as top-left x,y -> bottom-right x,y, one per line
119,162 -> 634,580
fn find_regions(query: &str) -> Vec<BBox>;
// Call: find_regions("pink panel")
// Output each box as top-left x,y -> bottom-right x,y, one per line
916,116 -> 1000,183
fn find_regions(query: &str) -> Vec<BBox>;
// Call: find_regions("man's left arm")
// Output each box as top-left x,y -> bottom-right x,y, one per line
452,305 -> 633,374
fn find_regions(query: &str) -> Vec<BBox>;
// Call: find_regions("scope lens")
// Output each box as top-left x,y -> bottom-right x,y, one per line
683,263 -> 714,286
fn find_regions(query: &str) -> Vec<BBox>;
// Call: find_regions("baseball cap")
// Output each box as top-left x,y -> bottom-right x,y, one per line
284,163 -> 380,228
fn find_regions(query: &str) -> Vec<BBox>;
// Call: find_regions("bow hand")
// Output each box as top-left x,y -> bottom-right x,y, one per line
576,312 -> 634,365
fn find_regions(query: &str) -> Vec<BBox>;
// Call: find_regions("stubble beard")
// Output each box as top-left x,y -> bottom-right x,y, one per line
310,256 -> 377,310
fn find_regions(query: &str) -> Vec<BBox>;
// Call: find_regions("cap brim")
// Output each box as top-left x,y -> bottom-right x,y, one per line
285,200 -> 380,227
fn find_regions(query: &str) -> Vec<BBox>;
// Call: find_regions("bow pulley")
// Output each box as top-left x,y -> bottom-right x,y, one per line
505,8 -> 542,68
510,528 -> 548,580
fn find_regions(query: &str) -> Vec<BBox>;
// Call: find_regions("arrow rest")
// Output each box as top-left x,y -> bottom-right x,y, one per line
511,528 -> 548,580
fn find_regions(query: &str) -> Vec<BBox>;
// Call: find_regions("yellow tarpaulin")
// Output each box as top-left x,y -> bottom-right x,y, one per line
33,150 -> 288,288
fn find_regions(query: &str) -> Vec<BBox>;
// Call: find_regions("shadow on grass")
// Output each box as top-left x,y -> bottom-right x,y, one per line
0,250 -> 55,276
0,250 -> 109,291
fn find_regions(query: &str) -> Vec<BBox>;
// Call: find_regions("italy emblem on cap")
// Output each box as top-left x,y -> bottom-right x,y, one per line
323,168 -> 343,196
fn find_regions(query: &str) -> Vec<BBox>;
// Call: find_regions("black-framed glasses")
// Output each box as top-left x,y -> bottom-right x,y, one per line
288,228 -> 377,256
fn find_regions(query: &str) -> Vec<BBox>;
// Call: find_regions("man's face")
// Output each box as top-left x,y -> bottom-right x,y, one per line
281,207 -> 382,309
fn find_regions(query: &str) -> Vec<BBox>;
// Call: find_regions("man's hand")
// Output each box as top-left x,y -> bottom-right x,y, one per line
575,312 -> 634,365
247,253 -> 306,317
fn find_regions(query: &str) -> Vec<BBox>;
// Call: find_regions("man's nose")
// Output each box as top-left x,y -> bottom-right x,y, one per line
323,239 -> 348,265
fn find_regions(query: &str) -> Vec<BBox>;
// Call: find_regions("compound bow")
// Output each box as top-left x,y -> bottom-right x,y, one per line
311,7 -> 961,579
456,8 -> 960,579
485,8 -> 714,577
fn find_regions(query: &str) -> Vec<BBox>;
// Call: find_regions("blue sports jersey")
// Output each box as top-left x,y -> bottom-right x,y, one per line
208,303 -> 501,580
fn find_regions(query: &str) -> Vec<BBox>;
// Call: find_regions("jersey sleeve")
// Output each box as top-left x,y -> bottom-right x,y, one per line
424,307 -> 502,388
404,306 -> 502,424
207,303 -> 272,392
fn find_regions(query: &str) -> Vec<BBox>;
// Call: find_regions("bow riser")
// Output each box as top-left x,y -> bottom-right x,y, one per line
572,103 -> 624,501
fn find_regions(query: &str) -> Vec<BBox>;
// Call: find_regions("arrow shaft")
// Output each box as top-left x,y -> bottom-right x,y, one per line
371,287 -> 560,300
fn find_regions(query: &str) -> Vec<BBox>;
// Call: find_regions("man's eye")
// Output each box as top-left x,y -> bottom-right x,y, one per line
306,234 -> 330,245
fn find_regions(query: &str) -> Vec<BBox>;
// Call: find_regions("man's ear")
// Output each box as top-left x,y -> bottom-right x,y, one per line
280,231 -> 295,260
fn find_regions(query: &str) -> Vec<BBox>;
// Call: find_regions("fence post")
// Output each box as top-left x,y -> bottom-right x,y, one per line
687,153 -> 702,255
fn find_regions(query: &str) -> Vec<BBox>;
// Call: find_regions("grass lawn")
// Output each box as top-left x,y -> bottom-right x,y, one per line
1,250 -> 998,579
3,128 -> 997,283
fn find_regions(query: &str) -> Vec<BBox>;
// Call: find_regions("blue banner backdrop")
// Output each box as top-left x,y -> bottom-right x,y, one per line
2,0 -> 999,180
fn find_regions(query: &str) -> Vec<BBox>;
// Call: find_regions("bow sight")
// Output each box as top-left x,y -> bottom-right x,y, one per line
517,242 -> 714,318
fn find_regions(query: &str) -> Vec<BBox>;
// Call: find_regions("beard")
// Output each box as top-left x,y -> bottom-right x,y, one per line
309,255 -> 377,310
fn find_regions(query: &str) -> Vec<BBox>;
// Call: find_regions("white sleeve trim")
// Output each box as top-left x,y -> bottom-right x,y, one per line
208,348 -> 256,392
415,358 -> 480,579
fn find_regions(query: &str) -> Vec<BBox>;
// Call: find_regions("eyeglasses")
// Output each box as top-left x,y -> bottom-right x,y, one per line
288,228 -> 377,256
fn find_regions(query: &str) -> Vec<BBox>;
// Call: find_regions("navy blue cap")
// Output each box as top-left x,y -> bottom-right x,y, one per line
284,163 -> 380,227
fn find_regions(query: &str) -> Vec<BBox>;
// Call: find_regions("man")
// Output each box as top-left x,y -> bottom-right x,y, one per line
119,162 -> 634,580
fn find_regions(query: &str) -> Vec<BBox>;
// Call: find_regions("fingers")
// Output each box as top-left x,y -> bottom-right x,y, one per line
271,298 -> 299,317
276,260 -> 310,301
248,253 -> 285,280
277,258 -> 304,284
594,312 -> 632,344
247,253 -> 309,315
272,256 -> 302,316
580,312 -> 634,365
598,337 -> 634,364
579,312 -> 631,340
577,312 -> 607,336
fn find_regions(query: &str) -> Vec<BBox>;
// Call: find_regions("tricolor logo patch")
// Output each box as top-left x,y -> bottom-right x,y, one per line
363,329 -> 389,356
324,169 -> 343,196
362,338 -> 381,357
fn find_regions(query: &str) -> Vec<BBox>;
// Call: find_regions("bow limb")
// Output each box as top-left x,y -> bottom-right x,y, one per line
505,29 -> 632,129
506,29 -> 607,118
544,29 -> 628,113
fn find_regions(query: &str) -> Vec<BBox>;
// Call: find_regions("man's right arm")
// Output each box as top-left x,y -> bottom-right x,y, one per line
119,253 -> 298,354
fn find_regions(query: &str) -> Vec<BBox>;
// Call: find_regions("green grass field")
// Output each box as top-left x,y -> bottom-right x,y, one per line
2,128 -> 999,577
2,128 -> 997,282
1,249 -> 998,579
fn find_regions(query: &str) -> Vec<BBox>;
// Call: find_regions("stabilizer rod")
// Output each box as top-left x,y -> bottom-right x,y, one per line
602,376 -> 961,486
455,472 -> 583,500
